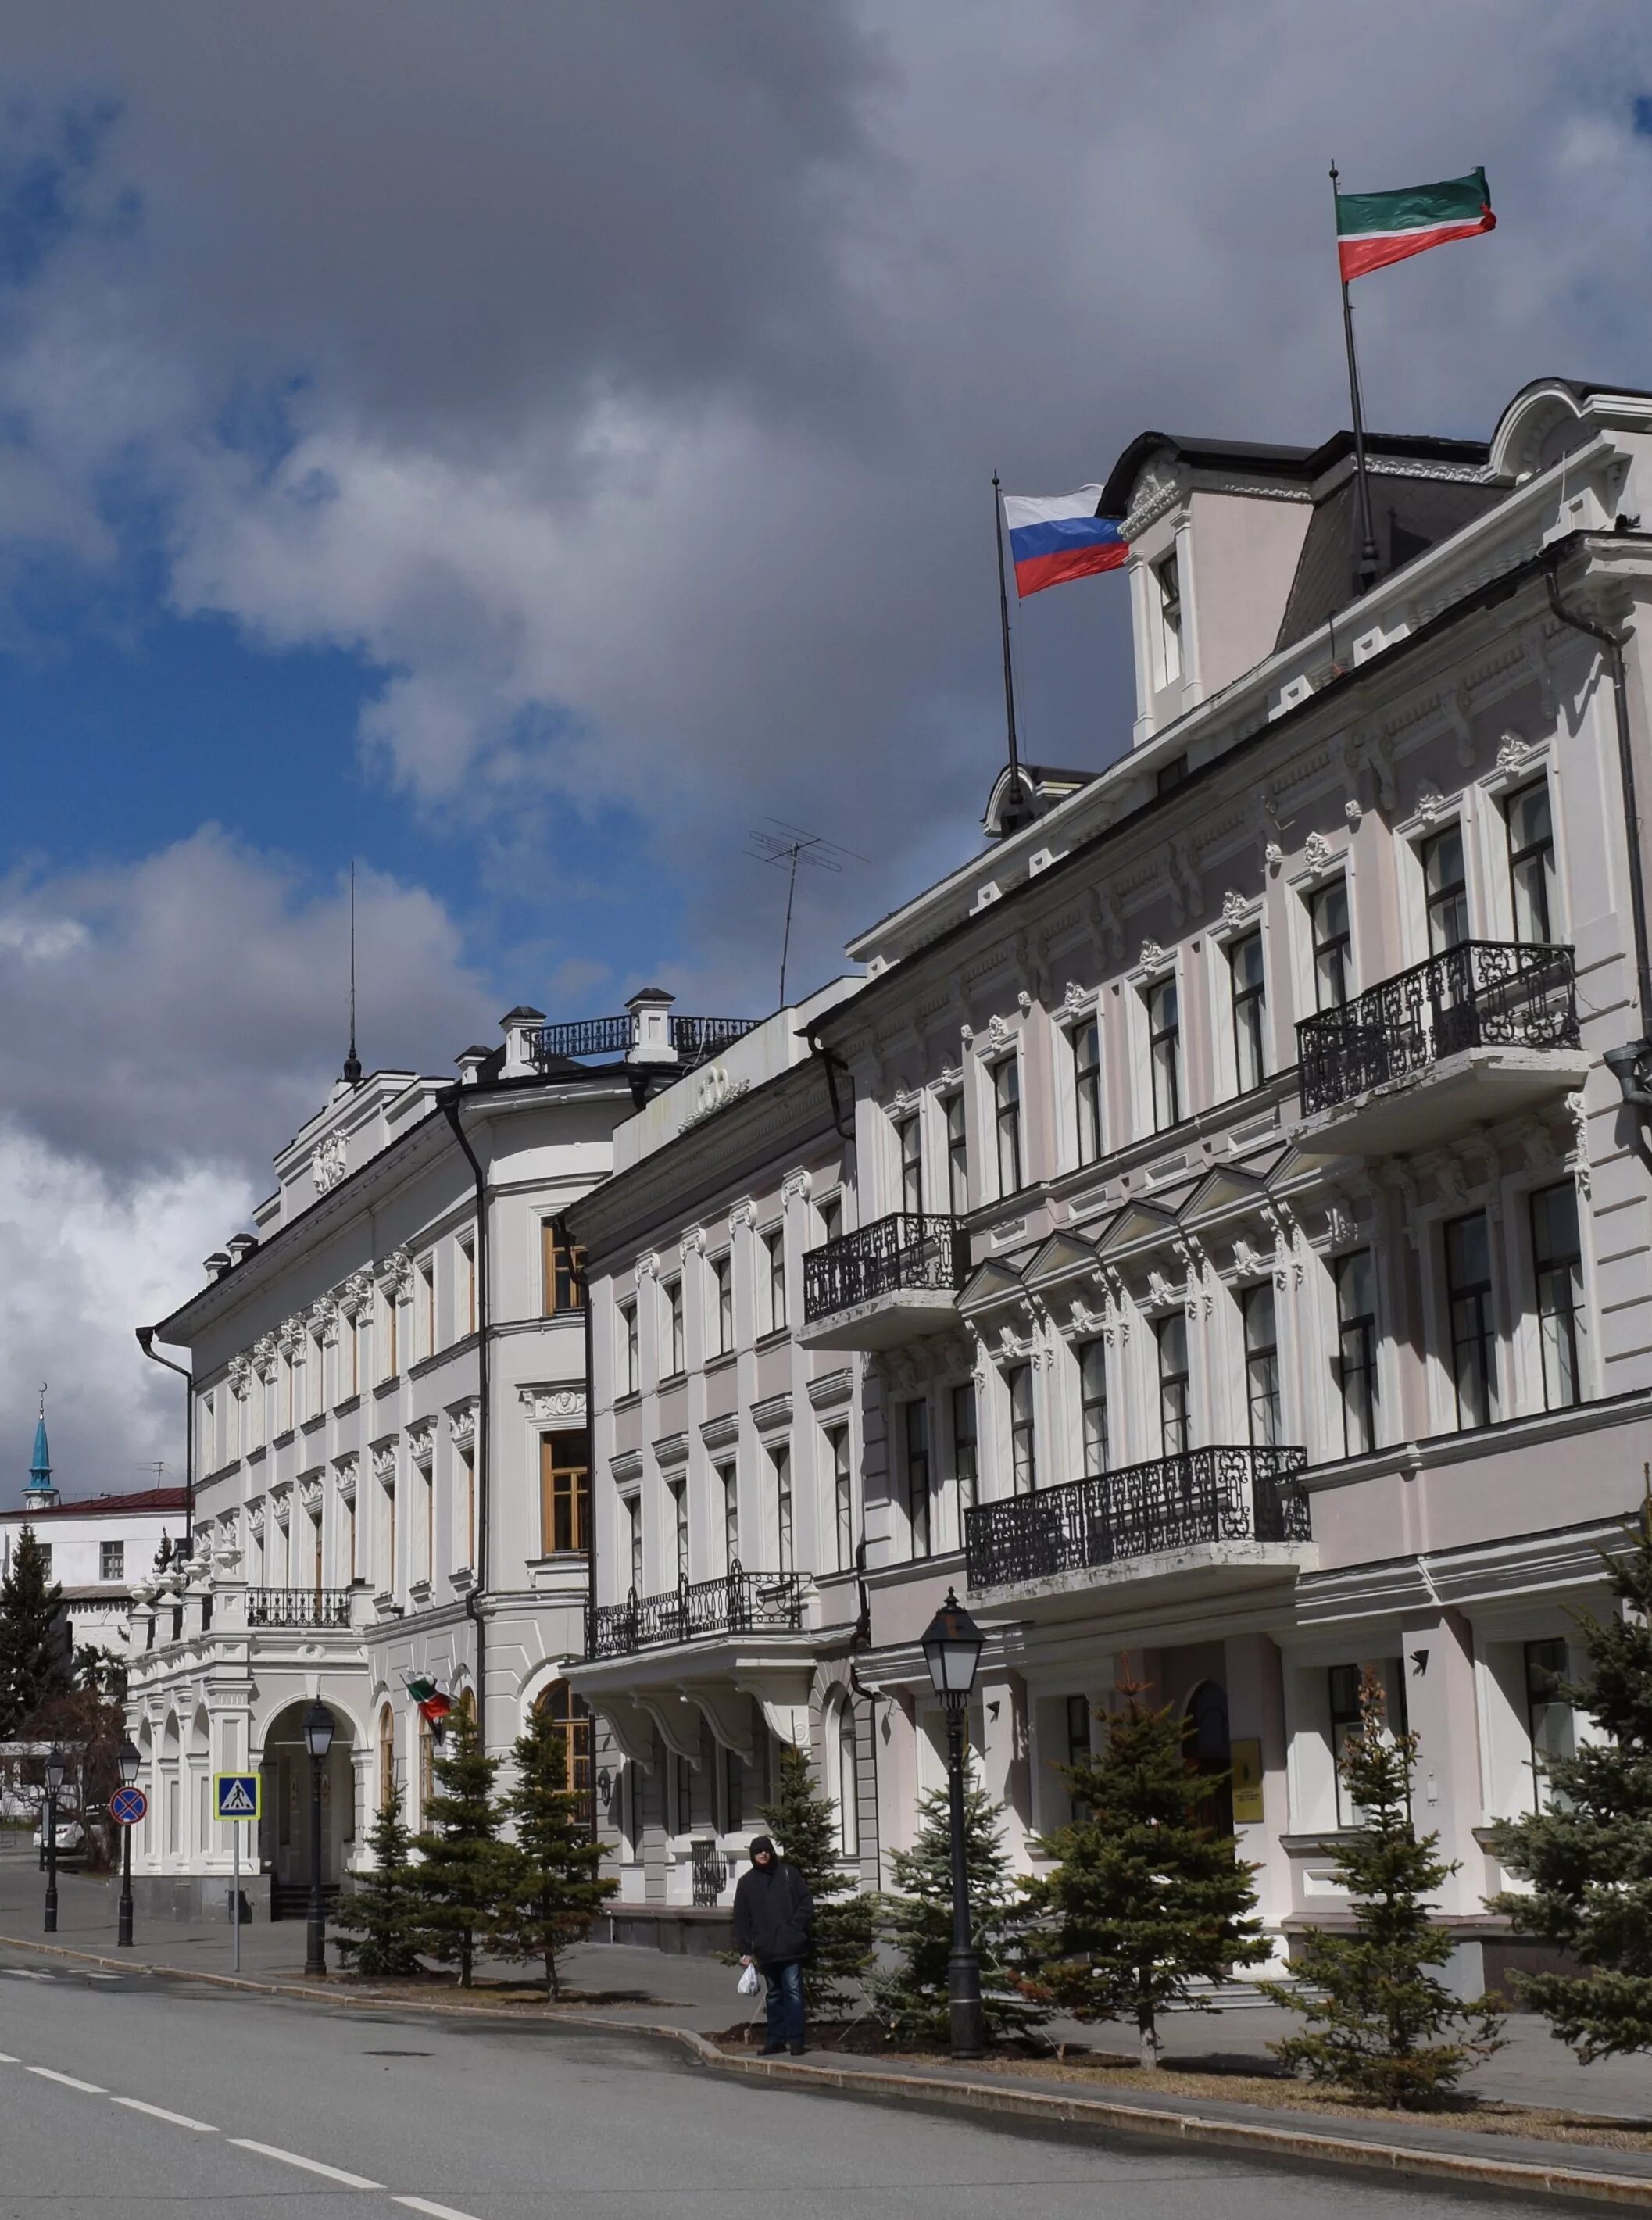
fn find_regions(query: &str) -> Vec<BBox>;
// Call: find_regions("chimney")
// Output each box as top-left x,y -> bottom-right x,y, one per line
202,1252 -> 231,1282
626,987 -> 678,1067
225,1234 -> 258,1267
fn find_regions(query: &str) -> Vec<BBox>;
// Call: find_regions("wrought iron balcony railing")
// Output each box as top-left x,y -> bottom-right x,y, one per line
246,1586 -> 354,1629
585,1562 -> 806,1660
803,1212 -> 970,1324
524,1013 -> 760,1068
965,1445 -> 1310,1591
1296,940 -> 1579,1118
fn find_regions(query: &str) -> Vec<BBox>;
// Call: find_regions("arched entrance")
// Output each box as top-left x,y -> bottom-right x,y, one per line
534,1678 -> 593,1801
257,1700 -> 357,1919
1183,1681 -> 1233,1837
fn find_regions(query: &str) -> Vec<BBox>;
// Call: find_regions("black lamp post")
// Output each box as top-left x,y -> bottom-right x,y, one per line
42,1743 -> 66,1934
920,1587 -> 986,2059
302,1701 -> 335,1979
116,1739 -> 140,1947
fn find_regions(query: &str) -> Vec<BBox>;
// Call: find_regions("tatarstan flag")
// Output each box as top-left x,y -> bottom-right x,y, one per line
1336,168 -> 1495,281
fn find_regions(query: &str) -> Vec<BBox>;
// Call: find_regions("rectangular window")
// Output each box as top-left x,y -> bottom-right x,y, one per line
1532,1182 -> 1583,1411
994,1057 -> 1023,1195
952,1383 -> 978,1514
1507,781 -> 1557,946
1445,1210 -> 1496,1430
1007,1363 -> 1036,1494
897,1113 -> 923,1215
101,1540 -> 124,1582
346,1309 -> 363,1400
674,1753 -> 692,1836
1328,1664 -> 1363,1829
380,1289 -> 398,1382
540,1431 -> 590,1555
1525,1637 -> 1574,1810
762,1228 -> 788,1335
1157,1312 -> 1190,1457
542,1223 -> 585,1316
724,1746 -> 743,1833
828,1425 -> 853,1571
1156,551 -> 1183,685
945,1092 -> 969,1214
718,1460 -> 738,1571
626,1493 -> 643,1594
281,1351 -> 295,1433
1310,880 -> 1351,1012
1078,1339 -> 1109,1474
770,1442 -> 793,1574
904,1400 -> 931,1557
662,1276 -> 685,1378
418,1257 -> 436,1360
1148,976 -> 1182,1130
1242,1282 -> 1281,1447
619,1301 -> 639,1396
817,1192 -> 843,1248
420,1466 -> 434,1583
669,1478 -> 688,1584
711,1253 -> 734,1355
345,1491 -> 357,1584
1335,1249 -> 1378,1457
382,1475 -> 397,1593
459,1237 -> 477,1338
1071,1017 -> 1102,1167
836,1704 -> 860,1856
1229,930 -> 1267,1094
1424,824 -> 1470,953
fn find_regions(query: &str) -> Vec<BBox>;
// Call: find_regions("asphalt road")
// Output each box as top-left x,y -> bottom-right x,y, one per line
0,1942 -> 1558,2220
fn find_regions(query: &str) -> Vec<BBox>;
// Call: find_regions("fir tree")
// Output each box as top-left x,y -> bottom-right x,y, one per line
494,1707 -> 614,2000
756,1745 -> 874,2021
334,1789 -> 424,1978
1265,1671 -> 1504,2107
409,1709 -> 515,1988
872,1782 -> 1045,2046
0,1528 -> 71,1736
1026,1685 -> 1268,2068
1489,1514 -> 1652,2060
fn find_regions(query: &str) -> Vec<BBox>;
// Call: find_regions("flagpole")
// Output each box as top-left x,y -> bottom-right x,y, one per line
1330,164 -> 1381,594
991,473 -> 1026,814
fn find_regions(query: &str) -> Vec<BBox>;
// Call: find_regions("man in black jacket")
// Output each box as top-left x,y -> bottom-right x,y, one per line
731,1834 -> 813,2055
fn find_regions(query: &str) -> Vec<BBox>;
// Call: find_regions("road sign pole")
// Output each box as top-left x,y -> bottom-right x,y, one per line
232,1822 -> 241,1973
117,1818 -> 134,1948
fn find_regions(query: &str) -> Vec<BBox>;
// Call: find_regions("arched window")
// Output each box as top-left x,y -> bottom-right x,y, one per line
833,1700 -> 860,1858
377,1706 -> 396,1810
535,1678 -> 593,1799
1183,1681 -> 1232,1837
417,1711 -> 435,1820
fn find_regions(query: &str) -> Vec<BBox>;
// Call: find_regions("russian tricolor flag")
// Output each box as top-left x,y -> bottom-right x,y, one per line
1002,485 -> 1127,598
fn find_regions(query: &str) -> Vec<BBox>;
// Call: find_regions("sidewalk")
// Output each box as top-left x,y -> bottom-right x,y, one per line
4,1861 -> 1649,2130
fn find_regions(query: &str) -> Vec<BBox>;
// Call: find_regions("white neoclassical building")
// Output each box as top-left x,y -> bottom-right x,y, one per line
123,992 -> 754,1918
566,377 -> 1652,1987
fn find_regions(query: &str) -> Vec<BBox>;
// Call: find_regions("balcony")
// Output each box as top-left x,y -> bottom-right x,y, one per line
585,1564 -> 806,1661
246,1587 -> 354,1630
1296,941 -> 1589,1157
796,1213 -> 970,1351
965,1446 -> 1314,1621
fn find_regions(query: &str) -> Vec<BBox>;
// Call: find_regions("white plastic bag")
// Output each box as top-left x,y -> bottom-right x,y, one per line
736,1962 -> 762,1997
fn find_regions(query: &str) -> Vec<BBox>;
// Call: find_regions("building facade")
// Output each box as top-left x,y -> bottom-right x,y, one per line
120,992 -> 749,1917
569,377 -> 1652,1986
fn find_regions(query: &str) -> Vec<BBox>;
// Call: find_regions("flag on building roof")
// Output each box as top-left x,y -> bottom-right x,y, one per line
1335,168 -> 1495,281
406,1675 -> 452,1725
1001,486 -> 1126,597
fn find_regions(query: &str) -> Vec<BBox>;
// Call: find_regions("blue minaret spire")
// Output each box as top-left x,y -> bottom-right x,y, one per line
26,1384 -> 56,1507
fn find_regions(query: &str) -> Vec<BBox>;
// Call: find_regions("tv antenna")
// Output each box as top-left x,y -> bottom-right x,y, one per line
342,858 -> 362,1086
143,1462 -> 166,1489
746,820 -> 866,1008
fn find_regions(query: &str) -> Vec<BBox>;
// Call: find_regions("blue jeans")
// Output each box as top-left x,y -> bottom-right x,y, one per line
762,1958 -> 806,2049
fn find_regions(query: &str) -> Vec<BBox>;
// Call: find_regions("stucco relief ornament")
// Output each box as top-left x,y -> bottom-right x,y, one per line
1017,989 -> 1033,1015
409,1424 -> 435,1467
1146,1267 -> 1178,1310
246,1502 -> 265,1538
1221,890 -> 1249,928
1264,842 -> 1284,871
781,1166 -> 812,1203
1345,799 -> 1362,830
1139,939 -> 1165,971
1566,1091 -> 1591,1196
299,1475 -> 324,1510
519,1385 -> 586,1422
370,1442 -> 397,1483
1497,731 -> 1532,774
1062,980 -> 1087,1017
988,1012 -> 1010,1050
313,1131 -> 347,1192
1232,1235 -> 1264,1278
334,1457 -> 358,1500
341,1269 -> 374,1314
1416,781 -> 1447,822
378,1247 -> 413,1297
1303,831 -> 1333,874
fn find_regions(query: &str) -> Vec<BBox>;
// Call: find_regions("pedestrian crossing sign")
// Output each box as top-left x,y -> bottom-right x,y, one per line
214,1772 -> 261,1821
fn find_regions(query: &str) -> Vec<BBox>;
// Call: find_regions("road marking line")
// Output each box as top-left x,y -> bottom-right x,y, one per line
0,2050 -> 19,2063
230,2137 -> 384,2189
395,2200 -> 482,2220
113,2097 -> 218,2132
27,2066 -> 107,2093
3,1968 -> 54,1979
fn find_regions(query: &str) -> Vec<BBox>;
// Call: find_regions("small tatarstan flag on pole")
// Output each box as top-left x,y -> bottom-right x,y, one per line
1335,167 -> 1495,281
406,1675 -> 452,1725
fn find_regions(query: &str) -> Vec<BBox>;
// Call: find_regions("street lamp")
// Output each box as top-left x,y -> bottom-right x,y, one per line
116,1739 -> 140,1947
301,1701 -> 336,1979
920,1588 -> 986,2059
42,1743 -> 66,1935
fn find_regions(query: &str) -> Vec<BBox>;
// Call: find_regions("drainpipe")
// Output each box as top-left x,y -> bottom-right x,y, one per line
1545,572 -> 1652,1114
442,1095 -> 490,1739
805,1021 -> 856,1143
570,1214 -> 597,1836
136,1330 -> 193,1543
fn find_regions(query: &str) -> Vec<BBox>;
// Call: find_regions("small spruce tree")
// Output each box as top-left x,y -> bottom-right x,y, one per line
334,1789 -> 424,1977
1264,1671 -> 1504,2107
873,1782 -> 1045,2046
495,1708 -> 614,2000
409,1708 -> 515,1988
756,1746 -> 874,2021
1027,1685 -> 1268,2068
1489,1514 -> 1652,2059
0,1528 -> 72,1736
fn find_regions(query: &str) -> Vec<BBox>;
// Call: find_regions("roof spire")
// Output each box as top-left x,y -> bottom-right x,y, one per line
342,859 -> 362,1087
27,1385 -> 56,1506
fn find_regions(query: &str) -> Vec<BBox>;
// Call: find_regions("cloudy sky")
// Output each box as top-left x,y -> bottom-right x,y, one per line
4,1 -> 1652,1496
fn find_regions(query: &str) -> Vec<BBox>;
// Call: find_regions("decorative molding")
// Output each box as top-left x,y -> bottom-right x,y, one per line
1496,730 -> 1532,774
1139,938 -> 1166,971
1415,779 -> 1448,822
805,1367 -> 855,1413
1302,830 -> 1333,874
409,1422 -> 435,1467
1264,841 -> 1284,870
699,1411 -> 740,1453
313,1130 -> 347,1192
1344,799 -> 1362,831
678,1224 -> 706,1261
781,1165 -> 813,1204
635,1250 -> 660,1282
519,1384 -> 586,1424
370,1441 -> 398,1484
680,1064 -> 749,1133
377,1246 -> 412,1297
653,1431 -> 689,1470
728,1197 -> 756,1232
447,1400 -> 478,1448
298,1474 -> 324,1511
334,1456 -> 359,1503
749,1389 -> 793,1434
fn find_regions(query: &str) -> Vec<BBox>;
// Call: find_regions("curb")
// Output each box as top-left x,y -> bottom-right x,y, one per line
2,1930 -> 1648,2208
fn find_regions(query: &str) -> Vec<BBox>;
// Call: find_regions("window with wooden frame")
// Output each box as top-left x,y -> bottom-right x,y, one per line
1309,879 -> 1352,1011
418,1255 -> 436,1360
1072,1017 -> 1102,1167
540,1430 -> 590,1556
710,1251 -> 734,1355
761,1228 -> 788,1335
458,1443 -> 476,1570
542,1222 -> 585,1317
459,1236 -> 477,1338
535,1678 -> 594,1801
896,1111 -> 923,1214
618,1299 -> 639,1396
377,1706 -> 395,1809
944,1091 -> 969,1213
661,1274 -> 685,1378
993,1056 -> 1023,1196
1507,781 -> 1557,946
380,1285 -> 399,1381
